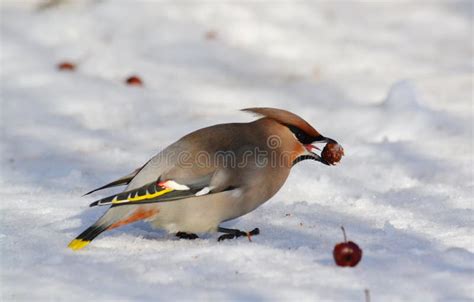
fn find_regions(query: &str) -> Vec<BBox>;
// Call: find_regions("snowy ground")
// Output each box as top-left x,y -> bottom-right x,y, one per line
1,0 -> 473,301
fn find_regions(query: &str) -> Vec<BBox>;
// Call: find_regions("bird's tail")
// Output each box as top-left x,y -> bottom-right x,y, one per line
68,204 -> 160,251
68,223 -> 109,251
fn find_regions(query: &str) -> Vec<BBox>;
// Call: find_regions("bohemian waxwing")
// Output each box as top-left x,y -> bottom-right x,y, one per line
68,107 -> 342,250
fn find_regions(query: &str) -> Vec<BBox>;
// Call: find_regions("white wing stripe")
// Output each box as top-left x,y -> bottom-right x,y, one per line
195,186 -> 212,196
161,180 -> 190,191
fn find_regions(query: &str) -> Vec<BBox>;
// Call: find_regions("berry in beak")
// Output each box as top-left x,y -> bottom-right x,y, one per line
303,137 -> 344,166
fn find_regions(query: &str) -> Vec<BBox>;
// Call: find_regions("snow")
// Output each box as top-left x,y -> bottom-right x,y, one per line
1,0 -> 472,301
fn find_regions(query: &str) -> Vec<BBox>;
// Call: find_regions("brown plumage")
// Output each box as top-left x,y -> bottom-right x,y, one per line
242,107 -> 321,138
68,107 -> 342,250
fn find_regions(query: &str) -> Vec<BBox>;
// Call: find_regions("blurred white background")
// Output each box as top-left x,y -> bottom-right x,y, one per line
1,1 -> 472,301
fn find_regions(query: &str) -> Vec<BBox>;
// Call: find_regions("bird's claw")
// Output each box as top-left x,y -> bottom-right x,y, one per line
217,228 -> 260,242
176,232 -> 199,240
217,233 -> 237,241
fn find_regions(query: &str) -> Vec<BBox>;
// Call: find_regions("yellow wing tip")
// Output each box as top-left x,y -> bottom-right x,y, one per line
68,239 -> 90,251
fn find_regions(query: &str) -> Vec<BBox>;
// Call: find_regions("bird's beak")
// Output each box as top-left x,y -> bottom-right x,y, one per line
303,136 -> 337,165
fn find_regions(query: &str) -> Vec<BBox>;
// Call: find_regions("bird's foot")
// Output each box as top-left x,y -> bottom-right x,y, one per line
217,227 -> 260,242
176,232 -> 199,240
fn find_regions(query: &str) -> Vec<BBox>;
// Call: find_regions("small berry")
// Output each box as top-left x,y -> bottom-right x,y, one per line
205,30 -> 218,40
321,142 -> 344,165
57,61 -> 75,71
333,226 -> 362,267
126,75 -> 143,86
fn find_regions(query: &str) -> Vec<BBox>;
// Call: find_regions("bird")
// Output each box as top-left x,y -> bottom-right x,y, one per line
68,107 -> 343,250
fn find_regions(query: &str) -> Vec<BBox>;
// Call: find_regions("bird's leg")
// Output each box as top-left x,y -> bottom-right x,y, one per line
217,227 -> 260,242
176,232 -> 199,240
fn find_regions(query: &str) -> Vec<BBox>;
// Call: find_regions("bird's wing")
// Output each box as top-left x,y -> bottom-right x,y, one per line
89,171 -> 232,208
83,160 -> 150,196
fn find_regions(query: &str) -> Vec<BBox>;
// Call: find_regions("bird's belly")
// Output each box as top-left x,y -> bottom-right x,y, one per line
149,189 -> 252,233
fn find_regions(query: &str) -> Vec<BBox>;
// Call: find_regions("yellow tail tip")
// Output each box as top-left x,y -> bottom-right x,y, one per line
68,239 -> 90,251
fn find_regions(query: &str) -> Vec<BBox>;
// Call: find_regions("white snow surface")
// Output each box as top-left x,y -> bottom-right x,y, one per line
1,1 -> 473,301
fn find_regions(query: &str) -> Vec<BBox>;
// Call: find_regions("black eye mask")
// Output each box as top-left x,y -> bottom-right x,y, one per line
286,125 -> 316,144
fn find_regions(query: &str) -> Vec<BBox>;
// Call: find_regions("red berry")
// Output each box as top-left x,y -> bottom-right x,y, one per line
57,61 -> 75,71
333,226 -> 362,267
205,30 -> 218,40
321,142 -> 344,165
126,75 -> 143,86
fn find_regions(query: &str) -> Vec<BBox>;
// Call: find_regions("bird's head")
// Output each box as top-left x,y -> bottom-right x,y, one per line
242,107 -> 342,166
